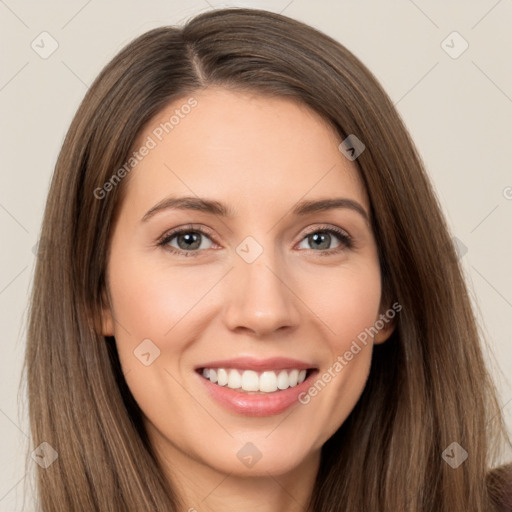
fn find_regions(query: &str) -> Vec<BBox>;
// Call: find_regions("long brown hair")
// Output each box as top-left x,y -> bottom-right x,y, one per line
23,7 -> 511,511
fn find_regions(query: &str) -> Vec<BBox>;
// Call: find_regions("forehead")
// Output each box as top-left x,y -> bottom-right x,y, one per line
120,87 -> 369,218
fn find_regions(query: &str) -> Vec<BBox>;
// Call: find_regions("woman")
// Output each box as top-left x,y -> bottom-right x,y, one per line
24,7 -> 512,511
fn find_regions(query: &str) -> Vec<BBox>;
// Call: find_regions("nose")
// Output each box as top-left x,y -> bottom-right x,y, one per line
223,249 -> 301,337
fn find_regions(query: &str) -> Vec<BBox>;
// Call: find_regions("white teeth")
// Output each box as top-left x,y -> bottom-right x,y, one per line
217,368 -> 228,386
241,370 -> 259,391
201,367 -> 311,393
277,370 -> 289,390
227,369 -> 242,389
288,369 -> 299,387
259,371 -> 278,393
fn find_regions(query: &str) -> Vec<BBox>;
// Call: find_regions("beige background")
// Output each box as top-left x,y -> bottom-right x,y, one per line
1,1 -> 511,509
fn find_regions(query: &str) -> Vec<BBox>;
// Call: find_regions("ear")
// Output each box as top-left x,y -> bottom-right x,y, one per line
373,300 -> 399,345
100,286 -> 115,337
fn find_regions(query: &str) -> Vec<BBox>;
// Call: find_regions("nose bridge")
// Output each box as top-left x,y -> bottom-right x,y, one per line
223,236 -> 300,335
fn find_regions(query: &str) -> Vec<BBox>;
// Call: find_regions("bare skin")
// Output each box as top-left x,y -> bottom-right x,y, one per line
101,87 -> 395,512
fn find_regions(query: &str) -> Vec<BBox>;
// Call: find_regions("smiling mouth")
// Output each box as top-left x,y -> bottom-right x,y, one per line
196,367 -> 317,394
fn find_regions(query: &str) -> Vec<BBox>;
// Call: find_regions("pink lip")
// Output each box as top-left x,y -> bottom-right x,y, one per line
196,368 -> 319,417
195,356 -> 315,372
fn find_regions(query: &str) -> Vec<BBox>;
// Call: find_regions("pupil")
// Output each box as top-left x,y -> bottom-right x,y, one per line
310,233 -> 330,250
178,232 -> 201,250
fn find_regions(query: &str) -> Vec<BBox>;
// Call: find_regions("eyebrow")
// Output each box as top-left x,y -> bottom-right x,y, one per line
141,195 -> 369,223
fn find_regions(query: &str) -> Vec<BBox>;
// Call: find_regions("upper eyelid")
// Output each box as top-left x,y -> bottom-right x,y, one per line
301,224 -> 350,237
158,223 -> 215,240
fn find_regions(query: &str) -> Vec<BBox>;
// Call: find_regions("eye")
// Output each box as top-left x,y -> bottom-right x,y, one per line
157,224 -> 353,257
157,226 -> 215,257
296,226 -> 353,254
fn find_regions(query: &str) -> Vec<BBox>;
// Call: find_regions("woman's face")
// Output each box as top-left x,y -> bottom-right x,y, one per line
101,87 -> 394,479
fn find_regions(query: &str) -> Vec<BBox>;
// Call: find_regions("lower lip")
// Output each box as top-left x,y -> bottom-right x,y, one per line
196,369 -> 318,417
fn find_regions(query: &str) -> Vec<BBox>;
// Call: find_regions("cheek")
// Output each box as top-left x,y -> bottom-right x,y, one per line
108,253 -> 217,344
297,328 -> 378,445
106,254 -> 210,426
291,260 -> 381,439
299,259 -> 382,348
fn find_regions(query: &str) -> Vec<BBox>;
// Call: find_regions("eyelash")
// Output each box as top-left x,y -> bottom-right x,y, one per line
156,224 -> 354,258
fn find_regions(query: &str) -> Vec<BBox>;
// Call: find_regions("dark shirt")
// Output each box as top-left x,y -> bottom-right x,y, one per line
488,463 -> 512,512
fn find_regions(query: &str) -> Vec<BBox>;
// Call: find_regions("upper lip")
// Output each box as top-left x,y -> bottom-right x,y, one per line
195,356 -> 317,372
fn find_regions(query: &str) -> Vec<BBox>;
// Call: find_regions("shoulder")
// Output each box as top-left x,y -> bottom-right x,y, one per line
487,463 -> 512,512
